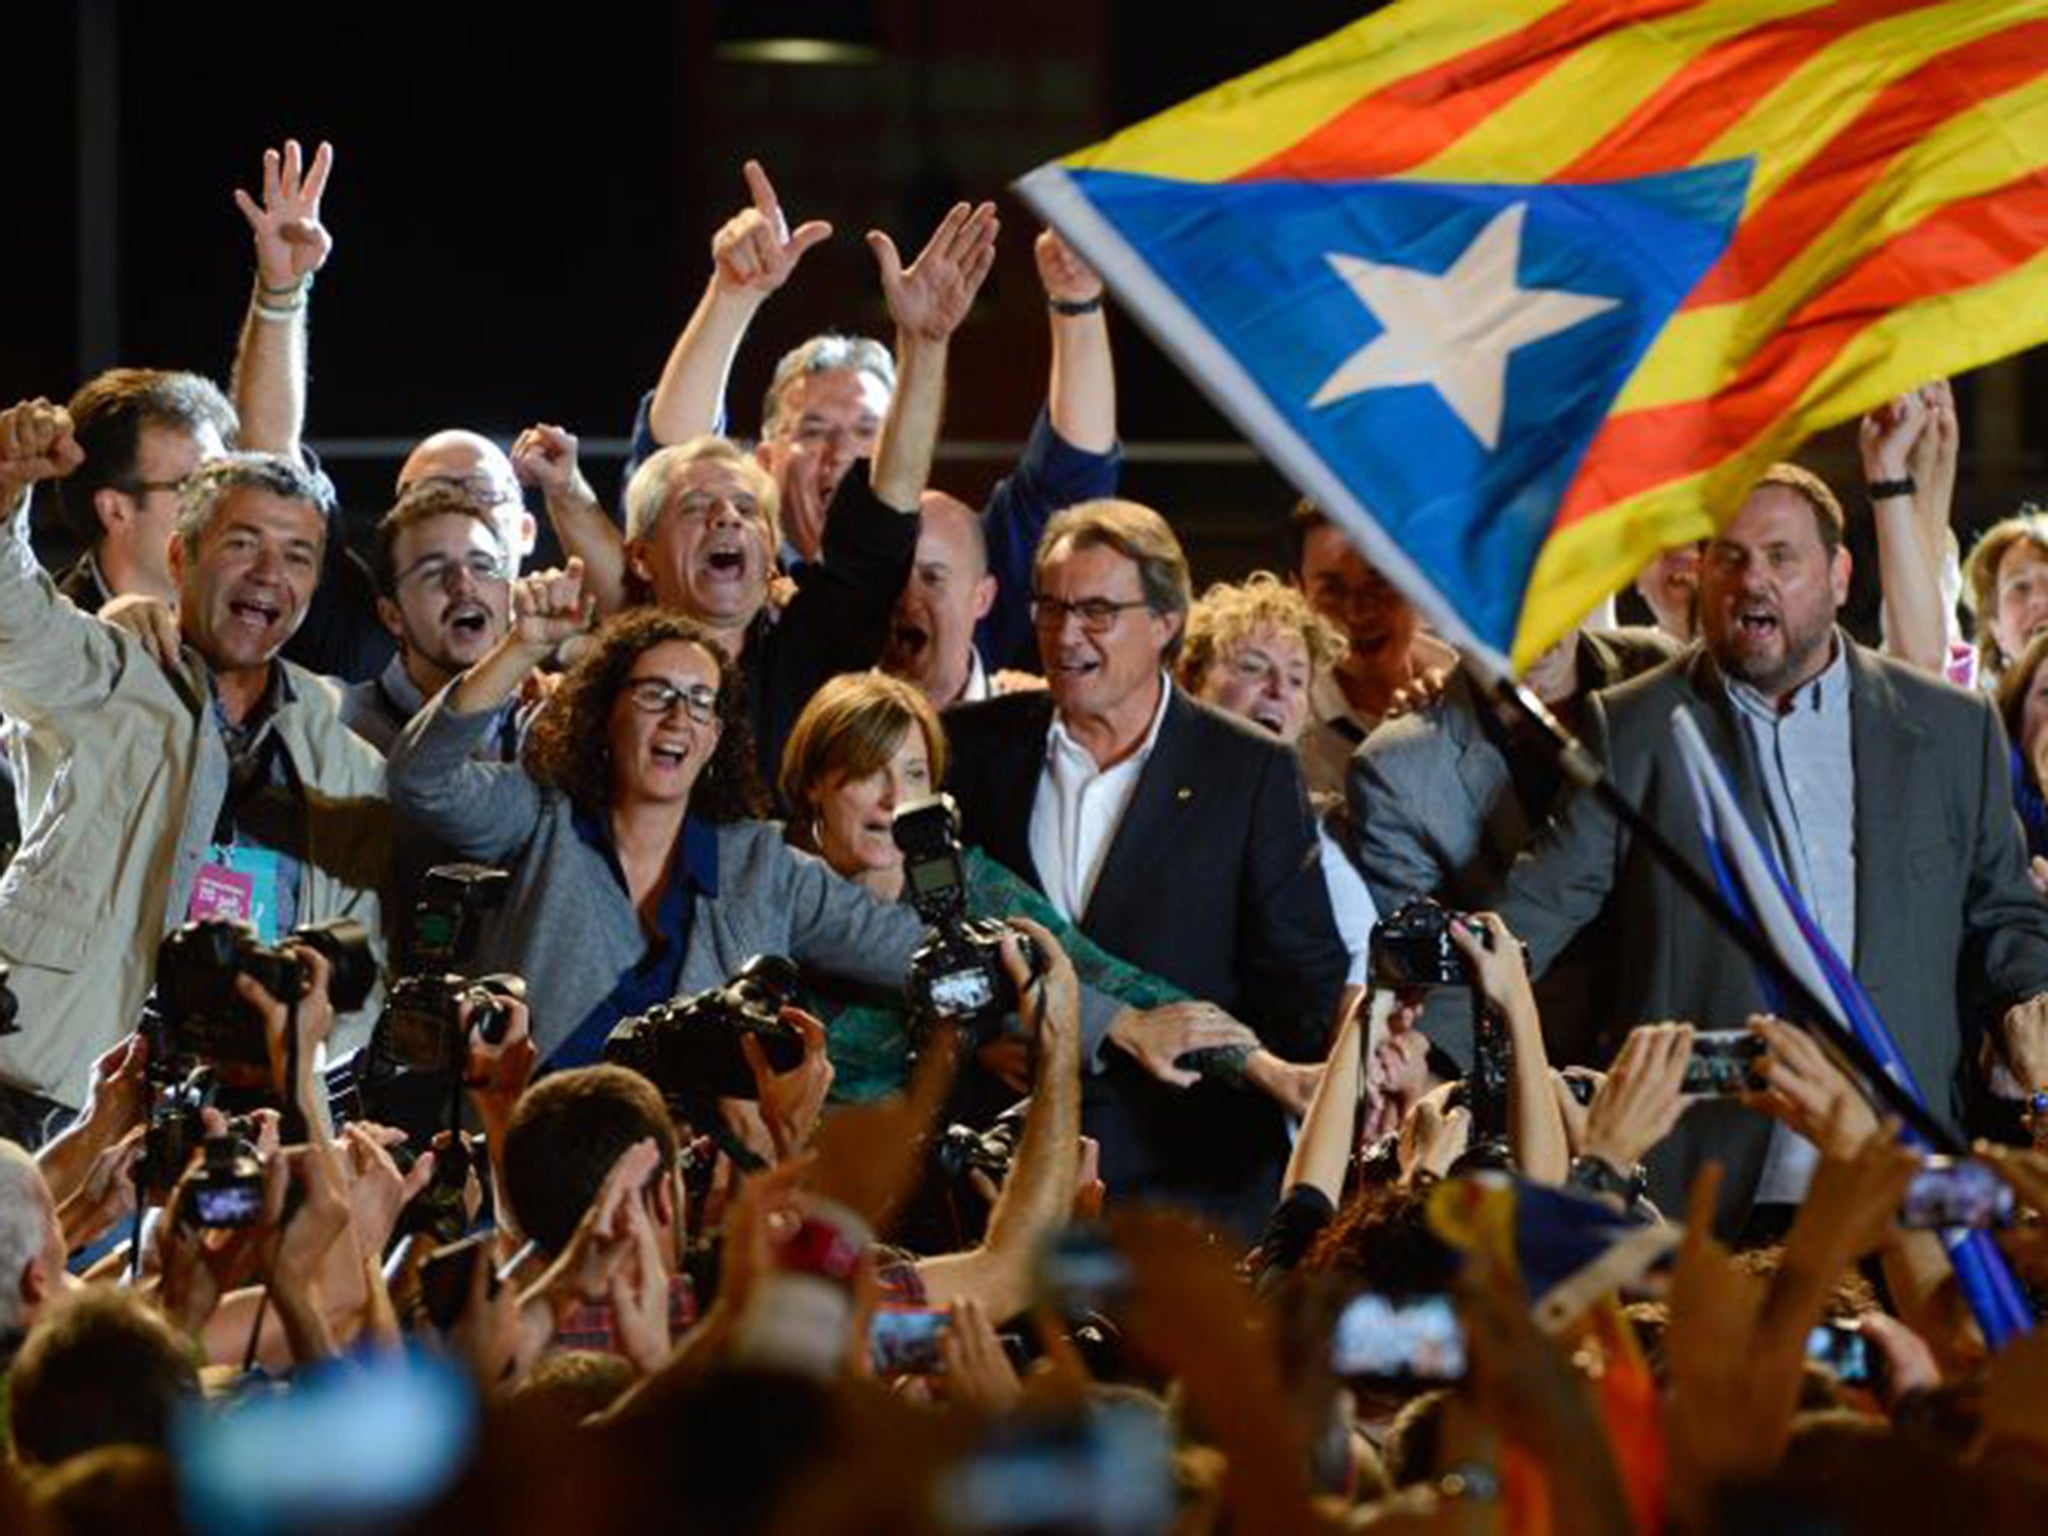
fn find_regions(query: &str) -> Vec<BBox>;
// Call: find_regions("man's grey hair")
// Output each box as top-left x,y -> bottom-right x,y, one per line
760,333 -> 895,439
175,452 -> 336,557
0,1140 -> 53,1331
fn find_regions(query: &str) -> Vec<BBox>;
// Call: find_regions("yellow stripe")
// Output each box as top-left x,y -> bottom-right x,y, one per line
1061,0 -> 1568,182
1694,1 -> 2043,204
1405,0 -> 1845,183
1513,238 -> 2048,665
1612,71 -> 2048,413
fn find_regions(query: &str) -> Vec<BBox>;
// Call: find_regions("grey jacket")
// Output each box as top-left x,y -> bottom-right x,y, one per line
1496,640 -> 2048,1227
388,688 -> 1124,1063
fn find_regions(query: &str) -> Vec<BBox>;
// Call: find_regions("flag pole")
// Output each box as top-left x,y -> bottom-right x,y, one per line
1475,665 -> 1959,1153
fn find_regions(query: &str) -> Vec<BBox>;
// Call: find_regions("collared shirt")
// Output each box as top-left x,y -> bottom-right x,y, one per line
342,654 -> 523,761
166,664 -> 307,943
1029,674 -> 1174,923
549,811 -> 722,1069
1724,635 -> 1855,1202
957,645 -> 991,705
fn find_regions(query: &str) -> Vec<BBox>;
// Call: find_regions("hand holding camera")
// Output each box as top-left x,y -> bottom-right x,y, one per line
1580,1022 -> 1694,1175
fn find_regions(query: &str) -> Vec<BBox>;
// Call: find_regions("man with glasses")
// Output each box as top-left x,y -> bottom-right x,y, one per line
342,484 -> 518,756
945,499 -> 1347,1236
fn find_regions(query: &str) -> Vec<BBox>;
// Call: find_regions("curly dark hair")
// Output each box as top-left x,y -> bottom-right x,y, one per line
522,608 -> 765,822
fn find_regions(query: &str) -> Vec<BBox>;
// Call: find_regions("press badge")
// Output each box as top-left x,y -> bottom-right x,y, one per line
187,845 -> 288,943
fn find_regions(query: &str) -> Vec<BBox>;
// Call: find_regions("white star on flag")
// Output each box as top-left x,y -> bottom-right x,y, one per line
1308,203 -> 1620,451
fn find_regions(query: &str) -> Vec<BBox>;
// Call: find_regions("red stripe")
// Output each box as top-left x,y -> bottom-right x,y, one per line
1683,20 -> 2048,307
1556,0 -> 1939,182
1556,167 -> 2048,525
1233,0 -> 1707,183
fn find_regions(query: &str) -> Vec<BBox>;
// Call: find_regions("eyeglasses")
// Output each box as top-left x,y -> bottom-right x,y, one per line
397,552 -> 512,591
625,677 -> 719,723
408,472 -> 523,509
117,477 -> 189,500
1029,594 -> 1152,634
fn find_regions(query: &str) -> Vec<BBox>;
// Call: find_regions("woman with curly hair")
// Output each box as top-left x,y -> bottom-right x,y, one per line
389,563 -> 927,1068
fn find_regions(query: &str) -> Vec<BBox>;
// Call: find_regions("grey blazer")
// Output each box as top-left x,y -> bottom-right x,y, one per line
1496,640 -> 2048,1226
388,689 -> 928,1060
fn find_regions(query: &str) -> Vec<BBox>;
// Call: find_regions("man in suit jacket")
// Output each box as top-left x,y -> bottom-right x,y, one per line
1350,623 -> 1675,1063
1495,465 -> 2048,1230
945,500 -> 1347,1236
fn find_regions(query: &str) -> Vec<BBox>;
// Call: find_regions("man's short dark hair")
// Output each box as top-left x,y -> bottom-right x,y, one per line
173,453 -> 336,562
55,369 -> 238,550
7,1286 -> 199,1467
371,483 -> 507,598
1748,463 -> 1846,555
1283,496 -> 1330,579
502,1065 -> 678,1255
1035,498 -> 1193,664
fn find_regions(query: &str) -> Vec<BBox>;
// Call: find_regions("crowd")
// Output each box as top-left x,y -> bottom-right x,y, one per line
2,138 -> 2048,1536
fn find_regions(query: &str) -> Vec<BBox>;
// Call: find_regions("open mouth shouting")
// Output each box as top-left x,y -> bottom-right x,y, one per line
225,588 -> 285,640
1733,600 -> 1782,646
1247,702 -> 1291,735
443,598 -> 493,641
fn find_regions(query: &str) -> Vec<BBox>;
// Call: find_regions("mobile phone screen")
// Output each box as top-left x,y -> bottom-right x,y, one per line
869,1306 -> 952,1375
1330,1293 -> 1467,1382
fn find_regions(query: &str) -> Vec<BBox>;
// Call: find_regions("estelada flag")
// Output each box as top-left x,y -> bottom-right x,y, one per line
1015,2 -> 2048,670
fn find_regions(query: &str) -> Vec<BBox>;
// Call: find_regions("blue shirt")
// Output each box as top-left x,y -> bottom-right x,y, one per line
548,810 -> 722,1069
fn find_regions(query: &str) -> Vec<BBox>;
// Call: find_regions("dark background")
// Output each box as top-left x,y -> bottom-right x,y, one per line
10,1 -> 2047,632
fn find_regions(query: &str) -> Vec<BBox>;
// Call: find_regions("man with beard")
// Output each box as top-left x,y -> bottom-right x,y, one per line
0,406 -> 388,1139
1491,463 -> 2048,1231
342,484 -> 517,755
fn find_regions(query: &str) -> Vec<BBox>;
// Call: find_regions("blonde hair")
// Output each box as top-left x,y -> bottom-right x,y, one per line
1963,507 -> 2048,676
779,672 -> 947,847
1177,571 -> 1346,691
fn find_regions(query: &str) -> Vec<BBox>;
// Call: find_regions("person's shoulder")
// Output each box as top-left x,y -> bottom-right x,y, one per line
945,688 -> 1053,747
712,817 -> 809,882
1584,624 -> 1682,683
280,661 -> 389,777
1168,689 -> 1304,777
1356,673 -> 1479,768
1849,642 -> 1996,728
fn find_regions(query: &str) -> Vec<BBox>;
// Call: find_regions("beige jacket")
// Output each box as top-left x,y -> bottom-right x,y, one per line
0,501 -> 390,1106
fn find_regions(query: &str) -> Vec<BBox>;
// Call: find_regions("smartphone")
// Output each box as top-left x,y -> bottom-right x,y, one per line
1899,1157 -> 2015,1229
1680,1030 -> 1764,1094
1806,1321 -> 1888,1395
869,1305 -> 952,1376
189,1177 -> 266,1229
1034,1226 -> 1133,1317
417,1232 -> 491,1333
1330,1293 -> 1467,1384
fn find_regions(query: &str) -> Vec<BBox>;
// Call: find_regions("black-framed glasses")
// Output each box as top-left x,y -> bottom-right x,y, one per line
1029,594 -> 1152,634
626,677 -> 719,723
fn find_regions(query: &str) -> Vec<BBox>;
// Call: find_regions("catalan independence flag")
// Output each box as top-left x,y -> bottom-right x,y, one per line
1015,2 -> 2048,670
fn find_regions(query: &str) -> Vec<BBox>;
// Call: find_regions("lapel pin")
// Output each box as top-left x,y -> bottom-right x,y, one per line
1176,786 -> 1193,802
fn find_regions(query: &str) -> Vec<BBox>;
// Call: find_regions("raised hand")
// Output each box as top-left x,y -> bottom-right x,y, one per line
233,139 -> 335,290
1858,387 -> 1930,482
712,160 -> 833,298
509,557 -> 596,652
0,398 -> 84,496
510,422 -> 593,503
1580,1021 -> 1693,1171
1744,1014 -> 1878,1158
1033,229 -> 1102,307
869,200 -> 1000,344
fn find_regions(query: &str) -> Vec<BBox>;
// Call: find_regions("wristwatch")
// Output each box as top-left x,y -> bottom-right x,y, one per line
1569,1153 -> 1647,1205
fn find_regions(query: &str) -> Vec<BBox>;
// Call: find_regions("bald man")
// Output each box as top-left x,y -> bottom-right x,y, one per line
397,428 -> 537,576
884,490 -> 1000,706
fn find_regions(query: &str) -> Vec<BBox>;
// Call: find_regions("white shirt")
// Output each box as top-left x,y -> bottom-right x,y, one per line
1317,821 -> 1378,988
956,646 -> 992,705
1029,675 -> 1175,923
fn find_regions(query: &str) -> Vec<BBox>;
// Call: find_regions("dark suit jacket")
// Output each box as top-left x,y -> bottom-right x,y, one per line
945,686 -> 1348,1231
1497,640 -> 2048,1227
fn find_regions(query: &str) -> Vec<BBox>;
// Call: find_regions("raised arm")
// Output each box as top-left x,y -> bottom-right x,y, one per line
646,160 -> 832,447
1862,383 -> 1959,678
865,199 -> 999,512
511,423 -> 630,616
1039,230 -> 1114,454
229,139 -> 334,456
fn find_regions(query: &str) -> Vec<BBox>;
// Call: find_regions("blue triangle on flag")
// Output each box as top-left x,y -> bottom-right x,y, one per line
1069,162 -> 1748,651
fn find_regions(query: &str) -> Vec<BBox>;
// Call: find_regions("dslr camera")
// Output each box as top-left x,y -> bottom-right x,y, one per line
375,973 -> 524,1075
893,794 -> 1041,1045
1370,900 -> 1515,1157
405,863 -> 510,971
605,954 -> 804,1102
154,917 -> 378,1064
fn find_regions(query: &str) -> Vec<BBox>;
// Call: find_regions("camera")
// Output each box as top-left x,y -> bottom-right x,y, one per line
1330,1292 -> 1468,1385
934,1101 -> 1027,1192
376,973 -> 523,1075
397,1129 -> 481,1246
1681,1030 -> 1766,1094
154,917 -> 378,1064
1369,901 -> 1470,989
604,954 -> 804,1102
1899,1156 -> 2015,1229
186,1134 -> 267,1229
893,794 -> 1041,1044
406,863 -> 510,970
